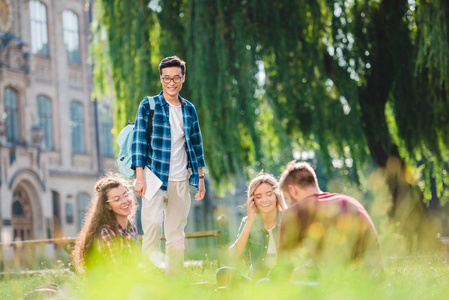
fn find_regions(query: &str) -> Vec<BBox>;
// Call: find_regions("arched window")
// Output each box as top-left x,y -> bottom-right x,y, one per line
99,106 -> 114,157
11,186 -> 33,240
62,10 -> 80,64
12,201 -> 24,216
30,0 -> 49,56
4,87 -> 19,143
77,193 -> 89,231
37,95 -> 53,149
70,101 -> 85,153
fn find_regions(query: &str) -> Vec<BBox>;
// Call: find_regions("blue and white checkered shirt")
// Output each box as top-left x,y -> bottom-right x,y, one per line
131,91 -> 206,190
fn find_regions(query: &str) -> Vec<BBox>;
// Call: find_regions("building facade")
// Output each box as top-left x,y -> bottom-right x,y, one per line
0,0 -> 226,268
0,0 -> 115,247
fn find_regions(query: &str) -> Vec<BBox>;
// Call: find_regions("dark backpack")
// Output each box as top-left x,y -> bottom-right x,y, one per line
116,97 -> 155,179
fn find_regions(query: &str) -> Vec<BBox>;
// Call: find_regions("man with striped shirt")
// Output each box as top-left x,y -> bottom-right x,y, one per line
131,56 -> 206,275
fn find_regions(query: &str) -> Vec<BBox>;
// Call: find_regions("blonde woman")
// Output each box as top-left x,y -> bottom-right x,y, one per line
72,173 -> 140,273
217,172 -> 286,286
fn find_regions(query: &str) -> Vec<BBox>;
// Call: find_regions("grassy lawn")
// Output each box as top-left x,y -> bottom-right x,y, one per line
1,253 -> 448,299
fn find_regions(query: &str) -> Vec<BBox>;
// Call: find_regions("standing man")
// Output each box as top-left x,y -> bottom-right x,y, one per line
131,56 -> 206,275
272,161 -> 383,280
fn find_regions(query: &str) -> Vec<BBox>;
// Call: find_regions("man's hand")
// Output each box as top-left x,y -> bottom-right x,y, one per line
134,167 -> 146,198
134,181 -> 147,198
195,179 -> 206,201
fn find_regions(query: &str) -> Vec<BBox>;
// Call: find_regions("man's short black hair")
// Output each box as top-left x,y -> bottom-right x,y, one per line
159,56 -> 186,75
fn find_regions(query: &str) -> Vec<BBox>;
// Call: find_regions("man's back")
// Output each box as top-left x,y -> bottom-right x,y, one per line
278,192 -> 383,275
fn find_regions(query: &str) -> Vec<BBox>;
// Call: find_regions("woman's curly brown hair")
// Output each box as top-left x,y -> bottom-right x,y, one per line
71,173 -> 137,273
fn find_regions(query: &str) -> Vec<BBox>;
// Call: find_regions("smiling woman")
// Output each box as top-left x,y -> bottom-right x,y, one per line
71,173 -> 140,274
216,172 -> 286,287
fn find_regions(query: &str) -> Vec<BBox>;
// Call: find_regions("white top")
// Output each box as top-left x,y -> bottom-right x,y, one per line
266,226 -> 277,255
265,226 -> 277,269
168,102 -> 189,181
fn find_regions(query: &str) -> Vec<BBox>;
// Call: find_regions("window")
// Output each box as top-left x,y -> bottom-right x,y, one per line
30,0 -> 49,56
99,106 -> 114,157
11,187 -> 33,240
77,193 -> 89,231
12,201 -> 24,216
62,10 -> 80,64
70,101 -> 85,153
4,87 -> 19,143
52,191 -> 62,237
65,203 -> 74,224
52,191 -> 60,218
37,95 -> 53,149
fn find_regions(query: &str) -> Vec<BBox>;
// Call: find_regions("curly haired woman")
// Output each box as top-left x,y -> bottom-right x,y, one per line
72,173 -> 140,273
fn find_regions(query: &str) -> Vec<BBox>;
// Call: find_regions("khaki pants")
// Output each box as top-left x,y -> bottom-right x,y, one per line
141,179 -> 191,275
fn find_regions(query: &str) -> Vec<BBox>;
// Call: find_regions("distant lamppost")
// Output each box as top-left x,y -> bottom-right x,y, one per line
31,124 -> 44,166
0,120 -> 4,243
31,124 -> 44,148
0,120 -> 5,138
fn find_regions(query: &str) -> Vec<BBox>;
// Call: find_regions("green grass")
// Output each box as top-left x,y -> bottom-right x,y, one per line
1,254 -> 448,299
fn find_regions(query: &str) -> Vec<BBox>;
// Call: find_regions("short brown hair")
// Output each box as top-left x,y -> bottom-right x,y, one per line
159,56 -> 186,75
279,161 -> 319,191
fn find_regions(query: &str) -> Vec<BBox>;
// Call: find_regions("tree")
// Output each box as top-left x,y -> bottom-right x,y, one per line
92,0 -> 449,248
317,0 -> 448,248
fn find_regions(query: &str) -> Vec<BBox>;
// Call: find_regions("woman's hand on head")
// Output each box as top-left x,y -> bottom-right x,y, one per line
247,196 -> 257,223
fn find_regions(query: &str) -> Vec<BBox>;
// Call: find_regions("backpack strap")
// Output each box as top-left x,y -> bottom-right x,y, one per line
146,96 -> 155,148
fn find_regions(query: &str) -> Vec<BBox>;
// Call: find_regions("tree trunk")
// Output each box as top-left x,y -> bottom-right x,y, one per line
357,0 -> 440,251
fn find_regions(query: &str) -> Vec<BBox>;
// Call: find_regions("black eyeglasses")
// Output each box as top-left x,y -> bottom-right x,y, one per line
161,76 -> 183,83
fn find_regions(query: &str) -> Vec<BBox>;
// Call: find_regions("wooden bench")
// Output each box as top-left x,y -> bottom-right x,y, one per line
0,230 -> 219,248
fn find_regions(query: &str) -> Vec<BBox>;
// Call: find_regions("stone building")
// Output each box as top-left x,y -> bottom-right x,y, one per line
0,0 -> 115,247
0,0 -> 226,268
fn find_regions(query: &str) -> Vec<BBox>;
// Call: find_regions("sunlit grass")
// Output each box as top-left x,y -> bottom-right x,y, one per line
1,253 -> 448,299
0,260 -> 76,299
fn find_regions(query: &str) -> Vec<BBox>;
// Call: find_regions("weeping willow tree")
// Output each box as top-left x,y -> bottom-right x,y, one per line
415,0 -> 449,201
92,0 -> 449,246
91,0 -> 161,137
311,0 -> 449,248
185,1 -> 270,186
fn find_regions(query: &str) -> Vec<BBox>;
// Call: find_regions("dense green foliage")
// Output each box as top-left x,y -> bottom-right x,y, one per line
91,0 -> 448,202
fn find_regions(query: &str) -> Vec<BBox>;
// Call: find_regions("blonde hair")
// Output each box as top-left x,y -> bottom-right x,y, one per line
71,173 -> 137,273
247,171 -> 286,213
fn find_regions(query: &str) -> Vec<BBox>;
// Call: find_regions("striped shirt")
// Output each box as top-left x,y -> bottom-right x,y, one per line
131,91 -> 206,190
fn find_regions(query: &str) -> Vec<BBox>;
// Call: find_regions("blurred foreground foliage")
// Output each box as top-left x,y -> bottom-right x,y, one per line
1,253 -> 448,299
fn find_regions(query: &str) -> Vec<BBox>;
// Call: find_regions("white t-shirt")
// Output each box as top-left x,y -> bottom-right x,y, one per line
266,226 -> 277,255
265,226 -> 277,269
168,102 -> 189,181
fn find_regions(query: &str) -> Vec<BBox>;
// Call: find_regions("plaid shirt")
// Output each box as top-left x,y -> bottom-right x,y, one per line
97,219 -> 140,265
131,91 -> 206,190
